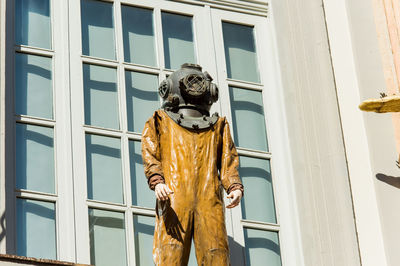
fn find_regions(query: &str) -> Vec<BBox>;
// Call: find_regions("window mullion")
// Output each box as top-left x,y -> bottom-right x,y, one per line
53,0 -> 77,261
210,9 -> 233,124
201,5 -> 222,116
2,0 -> 16,255
126,207 -> 136,266
114,0 -> 130,206
154,7 -> 165,71
68,0 -> 91,263
114,4 -> 135,264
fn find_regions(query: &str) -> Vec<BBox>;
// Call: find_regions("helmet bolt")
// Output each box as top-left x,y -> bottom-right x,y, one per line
172,96 -> 180,106
192,124 -> 199,130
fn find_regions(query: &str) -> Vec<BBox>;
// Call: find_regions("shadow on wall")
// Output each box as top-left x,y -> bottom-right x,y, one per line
228,236 -> 245,266
0,212 -> 5,243
376,173 -> 400,189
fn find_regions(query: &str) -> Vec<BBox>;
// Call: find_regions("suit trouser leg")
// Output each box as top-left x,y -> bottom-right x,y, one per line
193,207 -> 230,266
153,202 -> 193,266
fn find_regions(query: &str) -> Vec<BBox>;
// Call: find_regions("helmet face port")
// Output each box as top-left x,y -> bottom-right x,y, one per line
180,74 -> 207,99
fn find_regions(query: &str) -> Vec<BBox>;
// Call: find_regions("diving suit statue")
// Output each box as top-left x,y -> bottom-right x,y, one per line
142,63 -> 244,265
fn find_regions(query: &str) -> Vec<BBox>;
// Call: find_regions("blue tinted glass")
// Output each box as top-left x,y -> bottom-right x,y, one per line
15,53 -> 53,119
244,229 -> 281,266
15,0 -> 51,49
188,241 -> 196,266
122,6 -> 156,66
86,134 -> 123,203
125,71 -> 159,132
239,157 -> 276,223
133,215 -> 155,265
162,12 -> 195,69
81,0 -> 115,59
16,124 -> 55,194
129,141 -> 155,208
17,199 -> 56,259
83,64 -> 119,129
89,209 -> 127,266
222,22 -> 260,83
230,87 -> 268,151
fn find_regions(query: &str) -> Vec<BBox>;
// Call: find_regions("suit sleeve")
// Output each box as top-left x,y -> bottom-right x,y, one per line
141,113 -> 165,190
220,119 -> 244,194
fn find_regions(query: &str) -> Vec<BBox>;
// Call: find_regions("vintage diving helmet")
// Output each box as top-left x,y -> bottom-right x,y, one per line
158,63 -> 219,130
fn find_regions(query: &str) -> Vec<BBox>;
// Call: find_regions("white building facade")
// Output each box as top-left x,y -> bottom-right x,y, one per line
0,0 -> 399,265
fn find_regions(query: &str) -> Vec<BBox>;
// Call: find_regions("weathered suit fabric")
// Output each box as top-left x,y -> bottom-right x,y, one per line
142,110 -> 242,266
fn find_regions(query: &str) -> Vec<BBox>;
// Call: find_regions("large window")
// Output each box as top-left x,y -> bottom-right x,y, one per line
8,0 -> 286,265
213,9 -> 282,265
71,1 -> 207,264
13,0 -> 57,260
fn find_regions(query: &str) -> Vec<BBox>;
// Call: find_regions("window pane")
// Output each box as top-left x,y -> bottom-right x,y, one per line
16,124 -> 55,194
244,228 -> 281,266
239,156 -> 276,223
122,6 -> 156,66
230,87 -> 268,151
86,134 -> 123,203
162,12 -> 196,70
15,53 -> 53,119
15,0 -> 51,49
188,241 -> 196,266
17,199 -> 56,259
81,0 -> 115,60
133,215 -> 154,266
129,141 -> 154,208
222,22 -> 260,83
83,64 -> 119,129
132,215 -> 197,265
125,71 -> 159,132
89,209 -> 127,266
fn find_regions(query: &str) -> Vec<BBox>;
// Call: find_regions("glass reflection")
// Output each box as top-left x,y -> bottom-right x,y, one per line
125,71 -> 159,132
81,0 -> 116,60
122,6 -> 156,66
230,87 -> 268,151
15,53 -> 53,119
89,209 -> 127,266
15,0 -> 51,49
17,199 -> 56,259
86,134 -> 123,203
222,22 -> 260,83
188,241 -> 197,266
129,141 -> 155,208
16,124 -> 55,194
244,228 -> 281,266
239,156 -> 276,223
83,64 -> 119,129
133,215 -> 154,266
162,12 -> 196,69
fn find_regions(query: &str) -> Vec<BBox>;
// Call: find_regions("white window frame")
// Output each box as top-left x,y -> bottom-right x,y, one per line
68,0 -> 216,264
1,0 -> 76,262
211,8 -> 302,266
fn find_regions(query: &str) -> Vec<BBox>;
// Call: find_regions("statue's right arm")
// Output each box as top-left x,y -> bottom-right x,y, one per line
142,115 -> 174,201
141,114 -> 165,190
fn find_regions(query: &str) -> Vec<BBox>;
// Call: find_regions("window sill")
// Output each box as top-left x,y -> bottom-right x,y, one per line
0,254 -> 91,266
